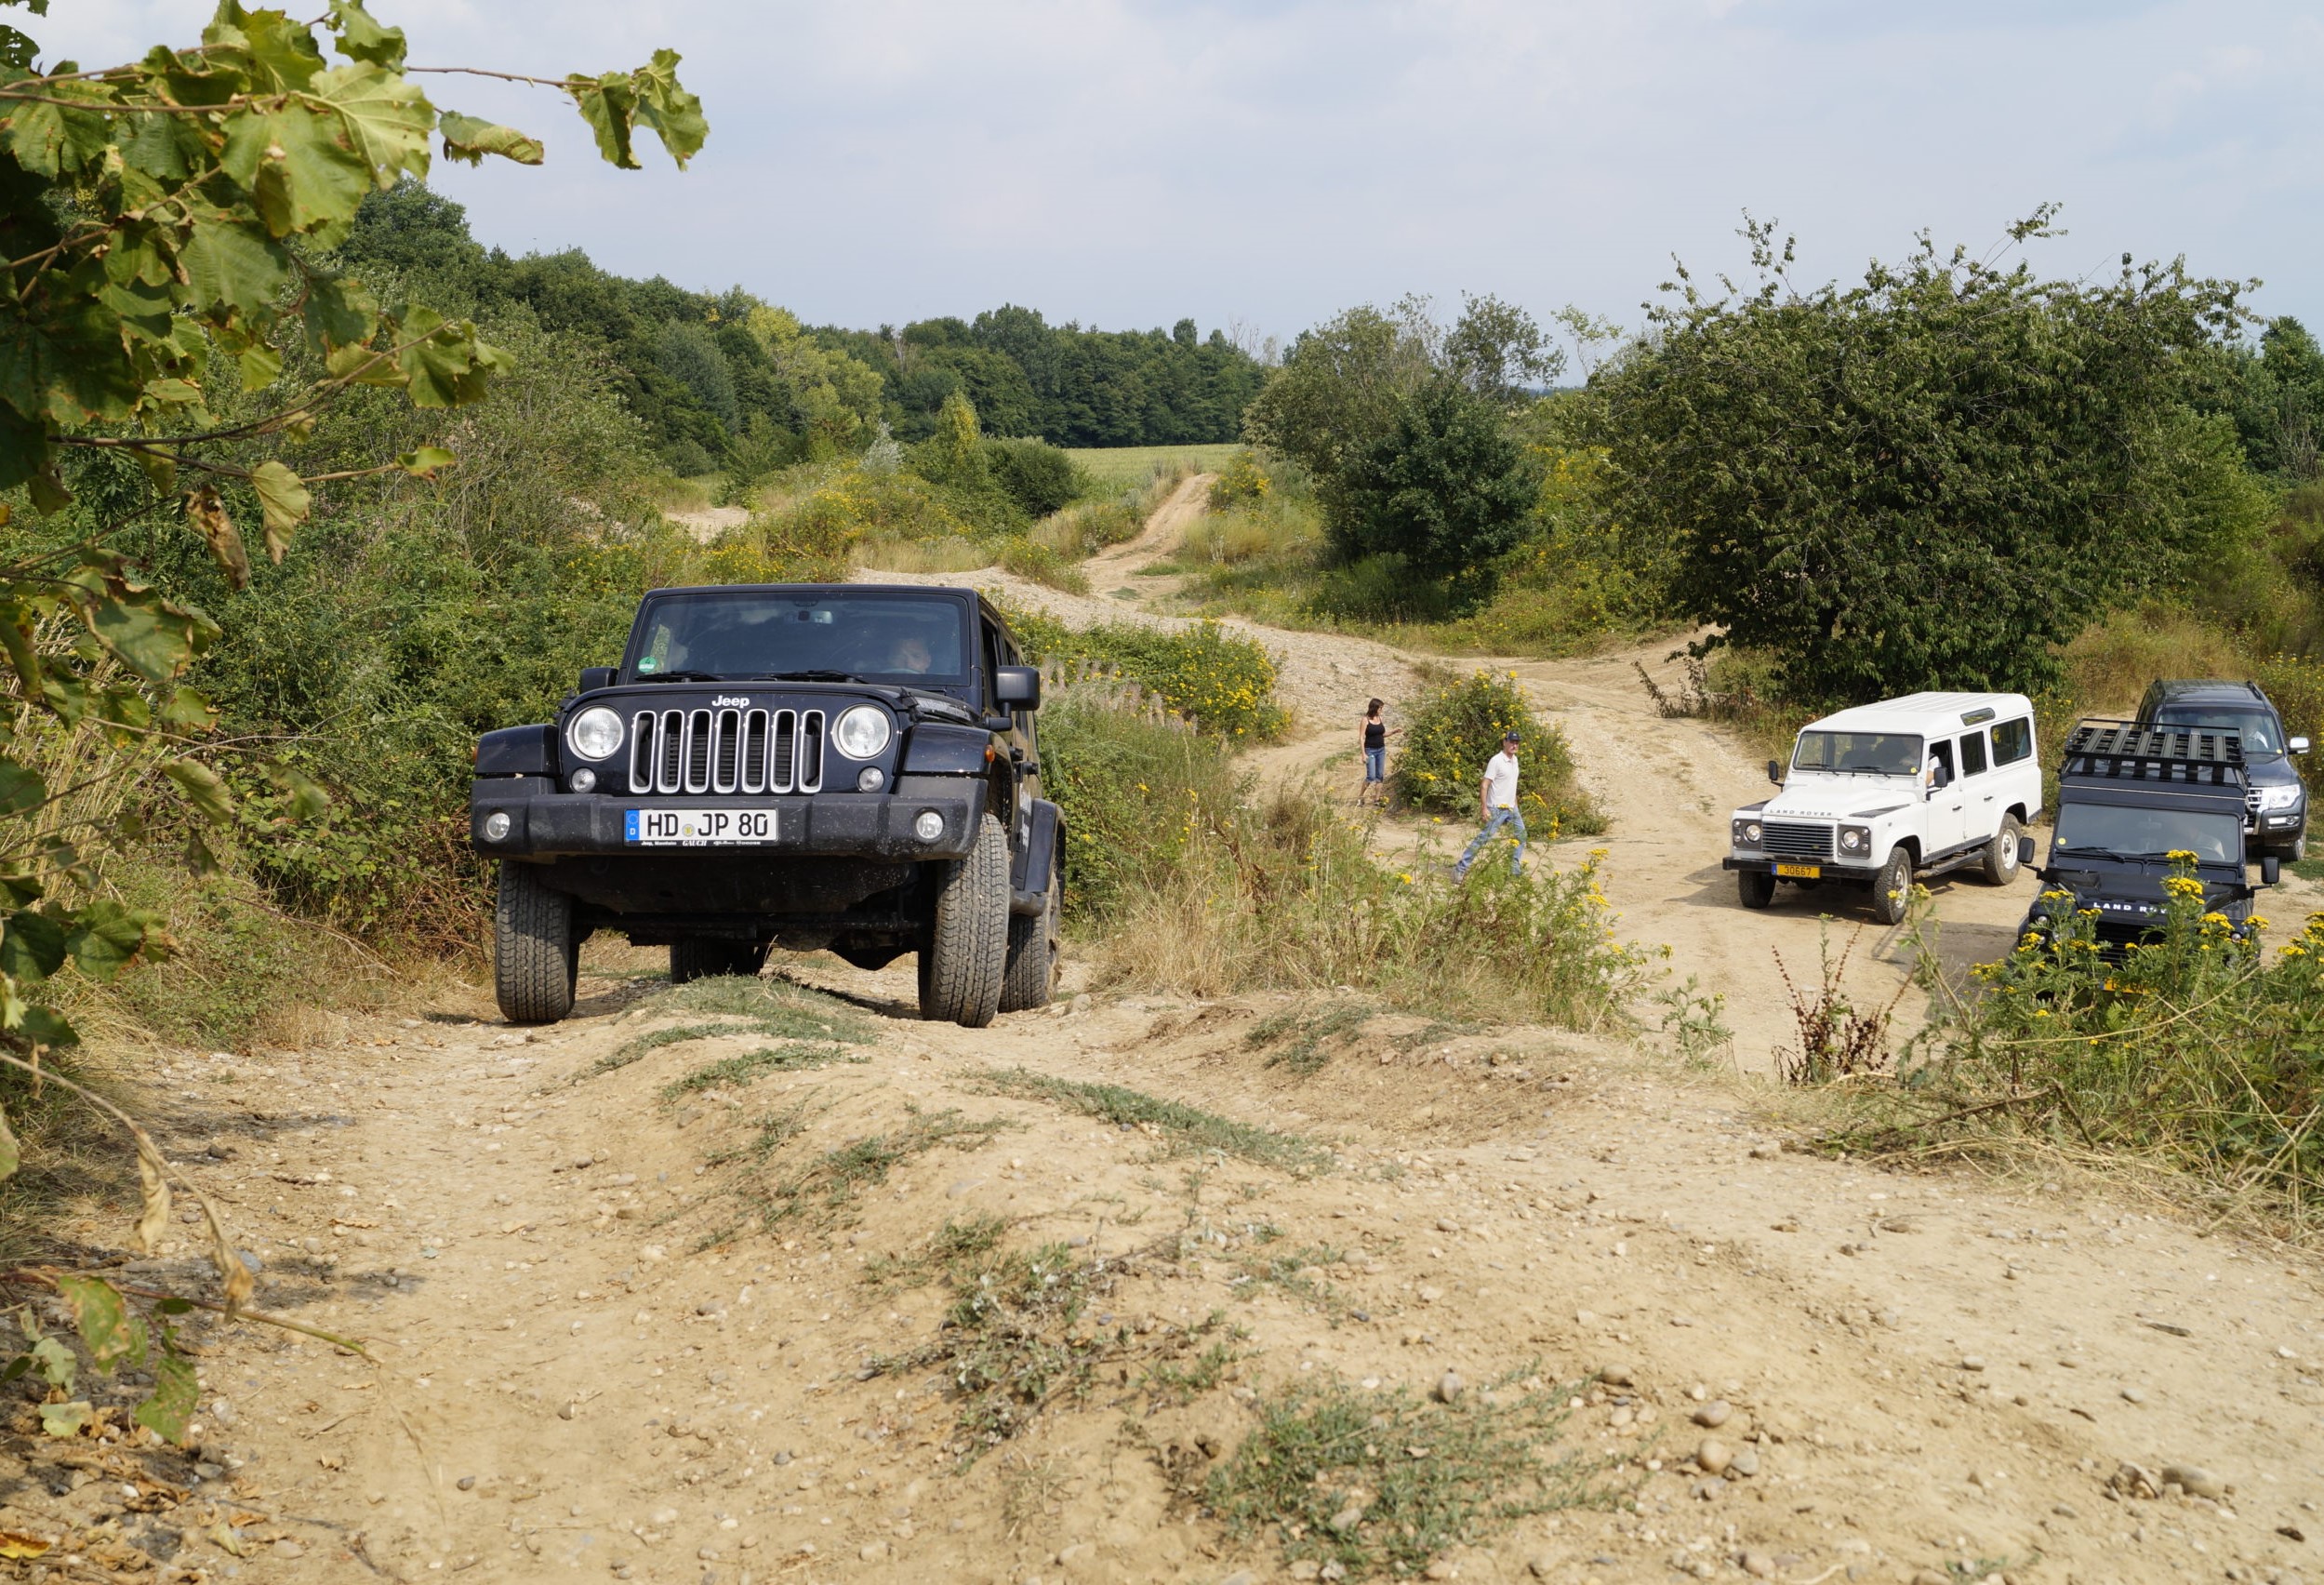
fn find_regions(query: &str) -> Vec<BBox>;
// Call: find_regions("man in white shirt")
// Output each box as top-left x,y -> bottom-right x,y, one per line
1454,731 -> 1527,880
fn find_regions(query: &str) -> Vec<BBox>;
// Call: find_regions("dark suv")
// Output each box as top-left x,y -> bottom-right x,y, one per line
2137,679 -> 2311,862
469,584 -> 1063,1029
2024,721 -> 2278,954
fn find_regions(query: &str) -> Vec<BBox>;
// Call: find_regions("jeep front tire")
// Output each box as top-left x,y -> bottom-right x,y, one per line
1980,815 -> 2024,886
1871,847 -> 1914,926
1737,870 -> 1776,910
495,861 -> 577,1024
919,812 -> 1009,1028
999,866 -> 1062,1013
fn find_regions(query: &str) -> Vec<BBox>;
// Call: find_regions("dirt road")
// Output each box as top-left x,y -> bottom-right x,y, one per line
11,485 -> 2324,1584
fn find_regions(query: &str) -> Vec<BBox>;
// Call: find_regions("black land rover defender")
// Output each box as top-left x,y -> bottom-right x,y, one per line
2135,678 -> 2312,862
2021,721 -> 2278,952
469,584 -> 1063,1029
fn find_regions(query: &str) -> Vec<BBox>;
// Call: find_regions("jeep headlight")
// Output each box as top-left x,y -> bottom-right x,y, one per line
1839,824 -> 1870,856
1732,819 -> 1762,848
832,705 -> 893,761
567,706 -> 624,761
2258,783 -> 2304,812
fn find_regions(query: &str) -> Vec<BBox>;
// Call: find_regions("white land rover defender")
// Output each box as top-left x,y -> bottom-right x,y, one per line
1723,692 -> 2041,926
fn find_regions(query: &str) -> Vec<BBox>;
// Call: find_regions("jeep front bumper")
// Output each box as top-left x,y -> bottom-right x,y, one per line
468,775 -> 982,861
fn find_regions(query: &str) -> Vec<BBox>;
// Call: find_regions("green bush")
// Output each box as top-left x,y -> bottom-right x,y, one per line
1000,601 -> 1286,739
1306,553 -> 1453,624
996,536 -> 1090,595
986,436 -> 1086,519
1391,671 -> 1603,833
1036,687 -> 1239,921
1207,448 -> 1271,512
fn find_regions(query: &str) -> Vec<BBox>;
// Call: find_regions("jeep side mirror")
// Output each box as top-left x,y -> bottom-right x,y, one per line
2263,855 -> 2283,886
994,666 -> 1042,710
579,666 -> 615,693
2292,736 -> 2312,755
2018,835 -> 2037,866
1766,759 -> 1782,786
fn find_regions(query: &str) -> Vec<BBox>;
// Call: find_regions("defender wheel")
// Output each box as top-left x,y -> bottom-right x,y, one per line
1737,870 -> 1776,910
1871,847 -> 1914,926
920,813 -> 1010,1028
670,939 -> 769,985
999,867 -> 1062,1013
1980,815 -> 2025,886
495,861 -> 577,1024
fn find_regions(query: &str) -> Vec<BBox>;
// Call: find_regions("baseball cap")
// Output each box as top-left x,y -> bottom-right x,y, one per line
1502,730 -> 1521,743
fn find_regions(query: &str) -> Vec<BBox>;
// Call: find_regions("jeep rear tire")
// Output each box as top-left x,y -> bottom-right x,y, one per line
495,861 -> 577,1024
999,866 -> 1062,1013
1871,847 -> 1914,926
1980,814 -> 2024,886
670,938 -> 769,985
1737,870 -> 1776,910
919,812 -> 1009,1028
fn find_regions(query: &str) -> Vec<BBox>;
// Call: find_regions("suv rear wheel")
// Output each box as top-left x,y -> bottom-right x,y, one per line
919,813 -> 1009,1028
1980,814 -> 2025,886
495,861 -> 577,1024
999,867 -> 1062,1012
1871,847 -> 1914,926
670,939 -> 770,984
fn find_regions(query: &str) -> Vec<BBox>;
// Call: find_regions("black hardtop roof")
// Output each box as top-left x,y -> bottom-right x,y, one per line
2145,678 -> 2272,709
2060,718 -> 2249,789
633,583 -> 1011,629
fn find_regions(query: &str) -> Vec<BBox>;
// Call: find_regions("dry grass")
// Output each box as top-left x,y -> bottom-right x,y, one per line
1065,445 -> 1237,491
855,535 -> 992,575
2059,606 -> 2243,713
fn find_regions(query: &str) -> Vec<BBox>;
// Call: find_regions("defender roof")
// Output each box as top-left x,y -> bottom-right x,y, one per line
1803,691 -> 2034,738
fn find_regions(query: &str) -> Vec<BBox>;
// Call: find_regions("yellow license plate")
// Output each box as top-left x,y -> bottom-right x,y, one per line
1774,862 -> 1821,879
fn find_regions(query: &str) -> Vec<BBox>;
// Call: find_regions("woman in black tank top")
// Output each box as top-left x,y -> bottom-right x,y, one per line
1360,699 -> 1392,806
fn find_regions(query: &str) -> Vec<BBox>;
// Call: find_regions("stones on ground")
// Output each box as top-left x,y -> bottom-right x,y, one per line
1692,1400 -> 1731,1428
1436,1370 -> 1465,1404
1728,1445 -> 1760,1478
1330,1501 -> 1365,1532
1425,1564 -> 1456,1581
2121,1387 -> 2147,1404
456,1475 -> 476,1491
1911,1572 -> 1950,1585
652,1507 -> 680,1526
272,1539 -> 305,1559
1696,1438 -> 1733,1475
2160,1464 -> 2226,1499
1959,1355 -> 1986,1371
1738,1552 -> 1774,1578
557,1402 -> 577,1420
1417,1285 -> 1443,1305
1528,1560 -> 1556,1579
1597,1365 -> 1635,1388
860,1541 -> 888,1562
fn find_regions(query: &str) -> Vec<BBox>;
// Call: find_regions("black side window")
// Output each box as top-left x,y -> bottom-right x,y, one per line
1959,732 -> 1988,777
1991,719 -> 2032,765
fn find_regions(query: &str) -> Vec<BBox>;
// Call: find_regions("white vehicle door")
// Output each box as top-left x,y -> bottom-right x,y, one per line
1924,739 -> 1970,853
1988,717 -> 2038,819
1958,728 -> 1999,843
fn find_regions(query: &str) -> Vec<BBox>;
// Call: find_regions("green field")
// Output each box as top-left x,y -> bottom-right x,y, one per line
1067,443 -> 1241,489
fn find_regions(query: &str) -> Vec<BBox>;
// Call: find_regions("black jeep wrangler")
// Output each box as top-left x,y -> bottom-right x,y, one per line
2022,720 -> 2278,952
469,584 -> 1063,1028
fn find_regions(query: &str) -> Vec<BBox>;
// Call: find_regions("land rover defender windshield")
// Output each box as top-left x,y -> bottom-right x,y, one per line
625,591 -> 971,685
2052,802 -> 2241,864
1792,730 -> 1922,776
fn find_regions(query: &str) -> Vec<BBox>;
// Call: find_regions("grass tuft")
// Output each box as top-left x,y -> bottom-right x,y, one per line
973,1067 -> 1332,1176
1205,1374 -> 1610,1579
583,975 -> 875,1079
661,1042 -> 866,1098
749,1105 -> 1008,1226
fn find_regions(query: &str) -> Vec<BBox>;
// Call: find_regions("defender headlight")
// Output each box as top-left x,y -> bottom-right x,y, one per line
2258,784 -> 2304,812
567,706 -> 624,761
832,705 -> 893,761
1732,819 -> 1763,847
1839,824 -> 1870,855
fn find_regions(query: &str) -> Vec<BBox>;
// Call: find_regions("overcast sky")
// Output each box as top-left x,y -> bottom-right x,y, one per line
37,1 -> 2324,345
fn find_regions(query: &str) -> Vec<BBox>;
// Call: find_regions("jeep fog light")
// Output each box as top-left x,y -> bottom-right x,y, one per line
857,766 -> 886,792
914,810 -> 945,842
483,811 -> 511,841
567,705 -> 624,760
833,704 -> 892,760
569,767 -> 597,792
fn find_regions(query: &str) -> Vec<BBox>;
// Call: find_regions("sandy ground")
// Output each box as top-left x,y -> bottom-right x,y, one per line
9,482 -> 2324,1585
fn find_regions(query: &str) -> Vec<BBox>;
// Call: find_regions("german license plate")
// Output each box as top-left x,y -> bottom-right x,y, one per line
1774,862 -> 1821,879
625,808 -> 778,846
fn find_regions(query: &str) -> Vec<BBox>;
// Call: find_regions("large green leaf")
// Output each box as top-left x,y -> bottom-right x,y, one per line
249,460 -> 310,559
566,71 -> 642,168
0,911 -> 67,986
311,63 -> 433,188
57,1276 -> 146,1375
135,1351 -> 198,1445
300,273 -> 378,353
631,49 -> 708,168
438,111 -> 544,167
161,760 -> 234,825
393,307 -> 507,407
327,0 -> 406,69
83,584 -> 207,684
238,8 -> 328,91
223,102 -> 375,238
64,900 -> 157,983
0,760 -> 47,819
179,211 -> 294,320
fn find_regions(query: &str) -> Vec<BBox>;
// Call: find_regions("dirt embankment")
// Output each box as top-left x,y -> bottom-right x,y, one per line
10,480 -> 2324,1584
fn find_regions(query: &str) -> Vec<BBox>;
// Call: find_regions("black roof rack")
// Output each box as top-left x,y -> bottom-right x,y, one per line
2062,719 -> 2247,787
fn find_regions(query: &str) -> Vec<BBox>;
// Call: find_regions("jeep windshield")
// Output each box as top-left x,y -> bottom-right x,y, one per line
1791,730 -> 1921,776
2052,803 -> 2240,864
624,592 -> 971,685
2152,706 -> 2282,753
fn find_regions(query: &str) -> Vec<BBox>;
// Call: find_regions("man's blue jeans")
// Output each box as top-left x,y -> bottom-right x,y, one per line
1454,806 -> 1526,879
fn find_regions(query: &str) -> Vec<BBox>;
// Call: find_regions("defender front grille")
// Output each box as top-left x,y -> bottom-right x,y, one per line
1761,821 -> 1834,859
628,707 -> 826,795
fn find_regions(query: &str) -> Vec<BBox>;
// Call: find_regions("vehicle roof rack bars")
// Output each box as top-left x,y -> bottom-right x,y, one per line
2062,719 -> 2247,786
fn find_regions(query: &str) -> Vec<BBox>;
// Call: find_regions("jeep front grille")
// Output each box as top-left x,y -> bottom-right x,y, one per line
2246,786 -> 2264,827
628,708 -> 826,795
1761,820 -> 1834,859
